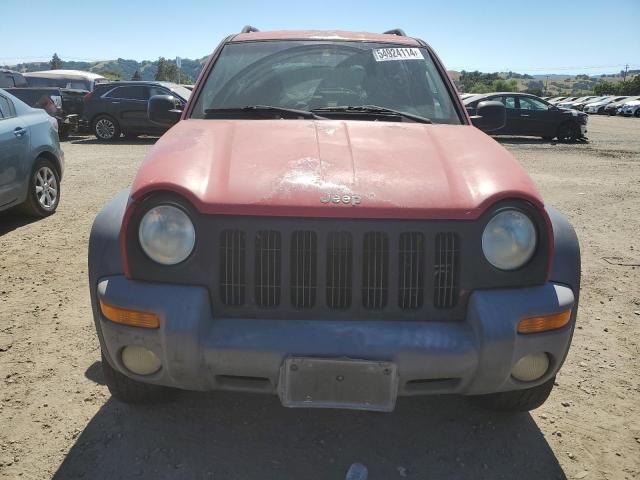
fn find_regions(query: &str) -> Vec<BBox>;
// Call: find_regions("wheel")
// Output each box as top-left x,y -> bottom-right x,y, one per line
556,121 -> 579,142
101,353 -> 175,404
18,158 -> 60,217
474,376 -> 555,412
634,109 -> 640,118
597,106 -> 606,114
93,115 -> 121,141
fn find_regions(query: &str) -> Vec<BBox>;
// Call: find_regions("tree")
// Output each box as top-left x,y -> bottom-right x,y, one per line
132,70 -> 141,81
50,53 -> 63,70
155,57 -> 168,81
491,79 -> 518,92
99,70 -> 121,81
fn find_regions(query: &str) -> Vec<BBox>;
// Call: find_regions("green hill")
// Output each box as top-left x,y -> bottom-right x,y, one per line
3,56 -> 209,84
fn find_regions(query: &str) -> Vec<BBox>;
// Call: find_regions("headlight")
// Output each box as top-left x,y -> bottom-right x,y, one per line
138,205 -> 195,265
482,209 -> 537,270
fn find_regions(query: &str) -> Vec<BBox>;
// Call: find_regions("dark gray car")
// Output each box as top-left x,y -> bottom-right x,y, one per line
0,89 -> 64,217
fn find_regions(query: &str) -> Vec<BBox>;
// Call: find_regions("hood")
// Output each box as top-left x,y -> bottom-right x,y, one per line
623,100 -> 640,106
131,119 -> 542,220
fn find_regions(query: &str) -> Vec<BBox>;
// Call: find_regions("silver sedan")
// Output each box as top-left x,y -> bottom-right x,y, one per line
0,88 -> 64,217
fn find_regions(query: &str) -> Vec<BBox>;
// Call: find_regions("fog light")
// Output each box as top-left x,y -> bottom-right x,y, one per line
511,353 -> 549,382
121,345 -> 161,376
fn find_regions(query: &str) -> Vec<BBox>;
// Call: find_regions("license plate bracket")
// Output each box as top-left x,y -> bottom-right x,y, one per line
278,357 -> 398,412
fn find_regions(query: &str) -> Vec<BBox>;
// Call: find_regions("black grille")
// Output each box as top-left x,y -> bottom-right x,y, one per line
215,221 -> 462,318
398,232 -> 425,310
255,231 -> 281,307
220,230 -> 246,306
434,232 -> 459,308
326,232 -> 353,309
362,232 -> 389,310
290,231 -> 317,308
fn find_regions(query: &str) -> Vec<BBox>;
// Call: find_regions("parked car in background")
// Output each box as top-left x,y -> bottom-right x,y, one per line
572,96 -> 610,111
89,27 -> 581,414
620,100 -> 640,117
82,81 -> 191,140
464,92 -> 587,141
23,70 -> 108,91
604,96 -> 640,116
5,87 -> 83,140
0,89 -> 64,216
548,96 -> 571,104
557,96 -> 597,110
459,93 -> 476,100
583,96 -> 628,114
0,69 -> 28,88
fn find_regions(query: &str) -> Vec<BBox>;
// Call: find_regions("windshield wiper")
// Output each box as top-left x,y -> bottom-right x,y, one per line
204,105 -> 326,120
310,105 -> 432,124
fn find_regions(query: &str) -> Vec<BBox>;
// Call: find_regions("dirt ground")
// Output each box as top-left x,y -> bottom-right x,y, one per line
1,115 -> 639,480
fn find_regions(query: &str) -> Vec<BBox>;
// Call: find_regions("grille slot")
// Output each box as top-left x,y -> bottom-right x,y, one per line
220,230 -> 246,306
399,232 -> 425,309
255,231 -> 281,307
290,231 -> 318,309
326,232 -> 353,309
362,232 -> 389,310
434,232 -> 459,308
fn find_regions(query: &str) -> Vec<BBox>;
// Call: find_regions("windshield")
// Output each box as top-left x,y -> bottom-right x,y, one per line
26,76 -> 90,90
190,40 -> 461,124
168,84 -> 192,100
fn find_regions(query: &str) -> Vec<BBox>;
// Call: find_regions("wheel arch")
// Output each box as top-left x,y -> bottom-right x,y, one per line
36,150 -> 63,180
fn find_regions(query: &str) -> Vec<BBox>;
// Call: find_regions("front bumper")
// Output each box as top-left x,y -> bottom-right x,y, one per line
94,276 -> 576,399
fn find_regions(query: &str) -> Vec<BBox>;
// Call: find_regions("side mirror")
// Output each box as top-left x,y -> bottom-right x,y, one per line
470,101 -> 506,132
148,95 -> 182,126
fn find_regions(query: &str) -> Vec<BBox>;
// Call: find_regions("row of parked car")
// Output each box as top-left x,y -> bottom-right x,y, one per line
542,95 -> 640,117
0,68 -> 192,141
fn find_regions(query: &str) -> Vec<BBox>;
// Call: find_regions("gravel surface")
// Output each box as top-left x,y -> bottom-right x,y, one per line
1,116 -> 639,480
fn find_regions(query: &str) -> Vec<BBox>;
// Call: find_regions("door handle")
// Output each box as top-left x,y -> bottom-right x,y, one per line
13,127 -> 27,137
111,101 -> 120,104
520,114 -> 530,117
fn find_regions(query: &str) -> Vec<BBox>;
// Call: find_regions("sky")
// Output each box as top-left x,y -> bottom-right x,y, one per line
1,0 -> 639,75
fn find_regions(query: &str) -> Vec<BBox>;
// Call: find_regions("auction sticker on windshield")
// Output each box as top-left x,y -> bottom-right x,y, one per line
372,48 -> 424,62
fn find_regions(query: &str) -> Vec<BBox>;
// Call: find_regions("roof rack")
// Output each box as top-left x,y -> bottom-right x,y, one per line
240,25 -> 260,33
383,28 -> 406,36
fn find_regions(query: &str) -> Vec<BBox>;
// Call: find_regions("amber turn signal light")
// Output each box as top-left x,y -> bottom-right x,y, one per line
517,309 -> 572,334
99,300 -> 160,329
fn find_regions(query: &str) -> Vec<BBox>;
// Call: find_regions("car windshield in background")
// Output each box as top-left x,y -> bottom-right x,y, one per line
169,85 -> 192,100
191,41 -> 461,124
26,76 -> 90,90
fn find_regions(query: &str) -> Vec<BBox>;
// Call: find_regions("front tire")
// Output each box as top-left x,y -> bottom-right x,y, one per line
18,157 -> 60,217
93,115 -> 121,141
634,109 -> 640,118
102,353 -> 175,404
474,376 -> 555,412
556,121 -> 579,142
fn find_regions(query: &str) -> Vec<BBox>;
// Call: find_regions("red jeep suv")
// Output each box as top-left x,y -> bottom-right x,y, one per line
88,27 -> 580,412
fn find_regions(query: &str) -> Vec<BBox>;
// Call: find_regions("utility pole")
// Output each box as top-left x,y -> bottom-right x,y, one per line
622,64 -> 629,82
544,75 -> 549,95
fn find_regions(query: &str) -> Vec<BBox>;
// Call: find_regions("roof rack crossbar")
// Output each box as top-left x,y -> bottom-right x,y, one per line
383,28 -> 406,36
240,25 -> 260,33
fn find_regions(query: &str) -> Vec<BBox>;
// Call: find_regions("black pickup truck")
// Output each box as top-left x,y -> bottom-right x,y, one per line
5,87 -> 86,140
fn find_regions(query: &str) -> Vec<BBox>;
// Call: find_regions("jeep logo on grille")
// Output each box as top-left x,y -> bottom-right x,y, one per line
321,193 -> 361,206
